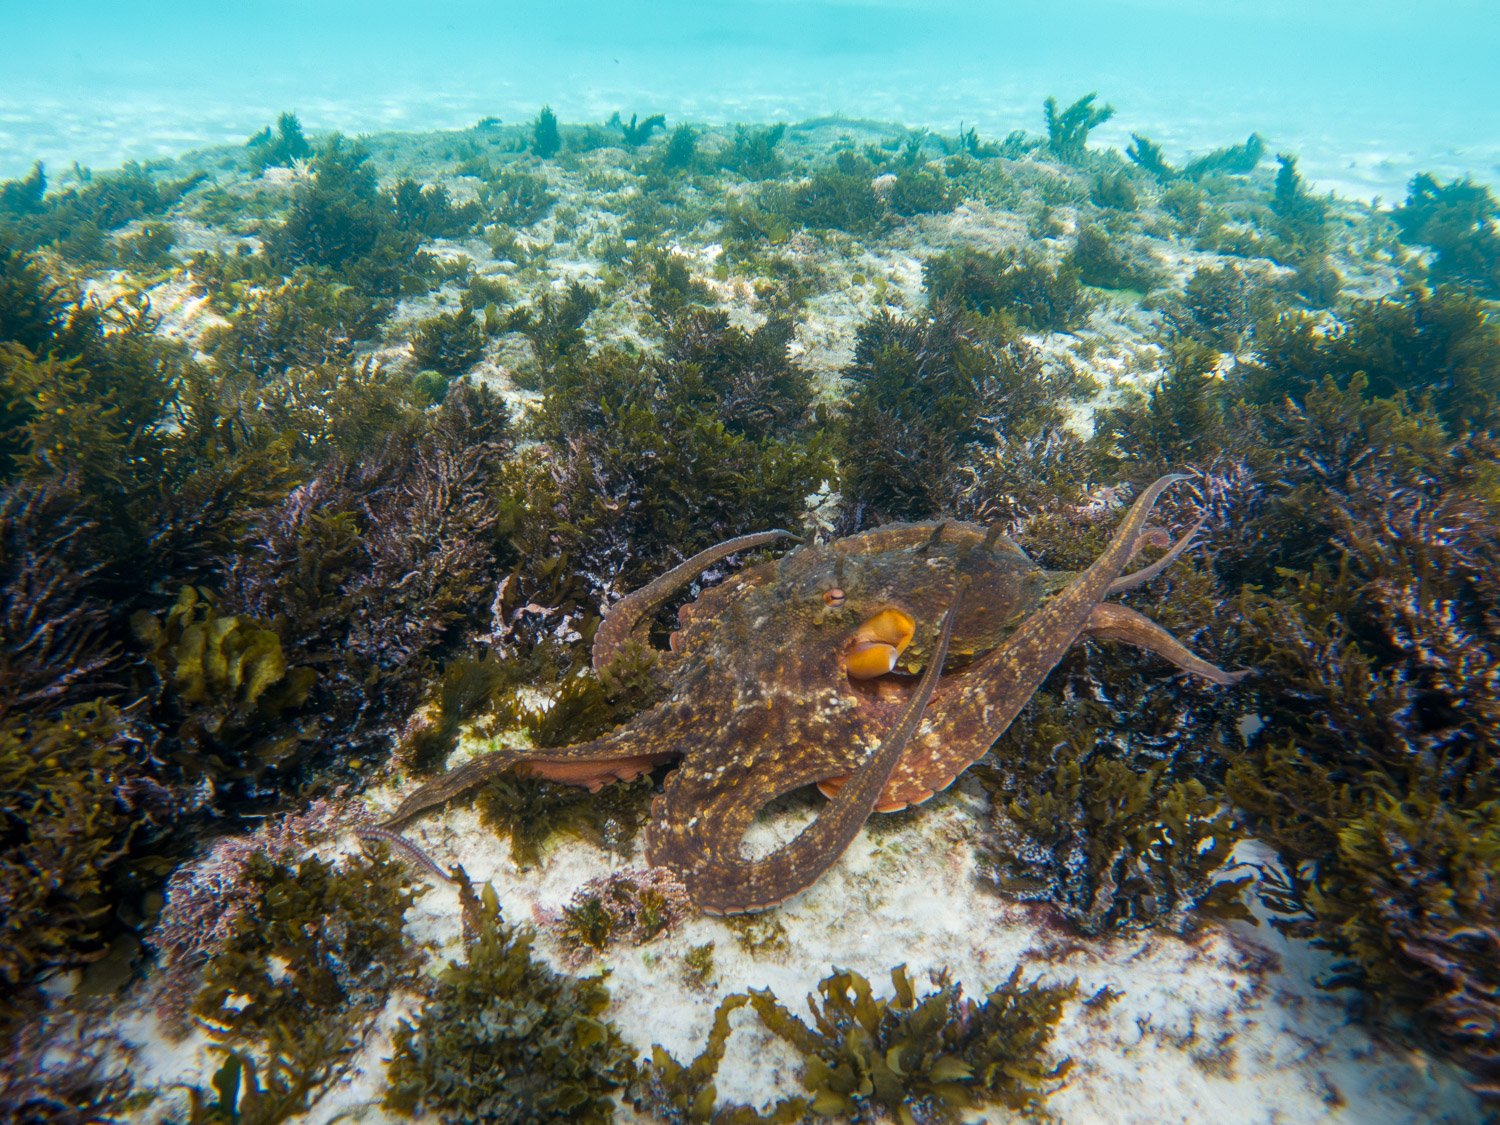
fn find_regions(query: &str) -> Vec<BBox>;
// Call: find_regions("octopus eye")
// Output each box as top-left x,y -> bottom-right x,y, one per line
823,587 -> 846,607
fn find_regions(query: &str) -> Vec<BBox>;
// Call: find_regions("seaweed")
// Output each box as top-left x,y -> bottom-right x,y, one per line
1066,223 -> 1163,292
398,653 -> 508,773
0,1018 -> 141,1125
1089,169 -> 1138,211
384,875 -> 635,1123
637,965 -> 1074,1123
553,867 -> 691,963
504,280 -> 598,371
1180,134 -> 1265,181
922,246 -> 1092,332
645,251 -> 715,318
246,112 -> 312,174
533,105 -> 563,159
1166,263 -> 1272,352
189,849 -> 420,1120
628,994 -> 808,1124
1392,173 -> 1500,297
202,273 -> 390,381
514,334 -> 824,600
658,124 -> 700,172
615,112 -> 667,147
0,480 -> 118,718
391,178 -> 482,238
0,700 -> 182,1033
1238,284 -> 1500,430
482,166 -> 558,227
719,124 -> 787,180
0,161 -> 204,261
982,690 -> 1251,934
264,136 -> 430,296
0,236 -> 65,356
1125,135 -> 1176,183
1043,93 -> 1114,162
0,163 -> 46,217
779,152 -> 888,234
222,381 -> 512,762
410,305 -> 485,384
1268,154 -> 1329,257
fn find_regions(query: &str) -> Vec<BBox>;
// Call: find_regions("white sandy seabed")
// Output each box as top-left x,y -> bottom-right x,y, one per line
111,765 -> 1484,1125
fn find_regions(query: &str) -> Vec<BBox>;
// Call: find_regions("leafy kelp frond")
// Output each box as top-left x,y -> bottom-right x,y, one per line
385,875 -> 635,1123
133,586 -> 317,779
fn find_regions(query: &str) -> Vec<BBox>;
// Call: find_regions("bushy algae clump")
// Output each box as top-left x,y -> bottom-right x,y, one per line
385,874 -> 635,1123
631,964 -> 1075,1123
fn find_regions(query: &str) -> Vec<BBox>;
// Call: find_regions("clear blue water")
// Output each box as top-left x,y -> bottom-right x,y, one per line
4,0 -> 1497,198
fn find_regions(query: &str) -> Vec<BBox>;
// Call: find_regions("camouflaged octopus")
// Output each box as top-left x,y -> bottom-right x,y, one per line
377,475 -> 1244,915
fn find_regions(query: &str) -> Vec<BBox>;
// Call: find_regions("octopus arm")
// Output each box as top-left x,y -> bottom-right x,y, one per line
1085,602 -> 1248,685
377,730 -> 675,830
592,529 -> 797,670
681,586 -> 964,915
1108,516 -> 1206,594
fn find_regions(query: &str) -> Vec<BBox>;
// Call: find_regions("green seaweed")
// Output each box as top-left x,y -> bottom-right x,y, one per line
0,701 -> 179,1034
923,246 -> 1092,332
637,965 -> 1074,1123
246,113 -> 313,174
532,105 -> 563,159
385,875 -> 635,1123
1392,173 -> 1500,296
1043,93 -> 1114,162
615,112 -> 667,147
180,848 -> 419,1123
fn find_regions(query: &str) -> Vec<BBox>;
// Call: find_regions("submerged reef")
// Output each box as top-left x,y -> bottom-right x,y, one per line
0,99 -> 1496,1118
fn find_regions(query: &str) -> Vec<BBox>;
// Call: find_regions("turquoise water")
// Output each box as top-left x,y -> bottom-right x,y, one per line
4,0 -> 1498,197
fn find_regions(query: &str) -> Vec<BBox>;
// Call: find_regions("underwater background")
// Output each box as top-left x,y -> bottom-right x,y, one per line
5,0 -> 1499,199
3,1 -> 1500,1122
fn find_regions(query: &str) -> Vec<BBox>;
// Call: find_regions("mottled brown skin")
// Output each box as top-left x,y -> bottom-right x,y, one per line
377,475 -> 1244,914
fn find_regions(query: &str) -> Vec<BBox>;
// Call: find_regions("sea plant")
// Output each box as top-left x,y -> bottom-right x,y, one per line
533,105 -> 563,159
616,112 -> 667,147
634,965 -> 1075,1123
836,305 -> 1082,525
1067,223 -> 1162,292
553,867 -> 691,963
720,124 -> 787,179
189,848 -> 420,1120
1392,173 -> 1500,296
246,112 -> 313,174
384,874 -> 635,1122
0,700 -> 182,1034
923,246 -> 1092,332
1043,93 -> 1114,162
409,305 -> 485,382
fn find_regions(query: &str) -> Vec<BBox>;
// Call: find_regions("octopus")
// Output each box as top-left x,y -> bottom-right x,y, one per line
375,474 -> 1244,915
